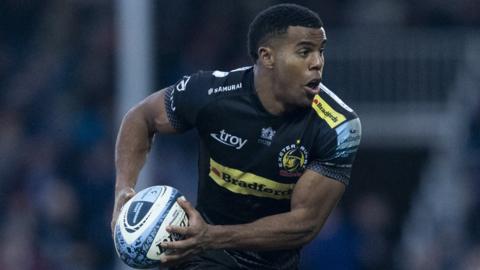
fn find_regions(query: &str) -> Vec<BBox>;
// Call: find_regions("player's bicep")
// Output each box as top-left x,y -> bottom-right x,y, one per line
290,169 -> 345,234
138,87 -> 178,134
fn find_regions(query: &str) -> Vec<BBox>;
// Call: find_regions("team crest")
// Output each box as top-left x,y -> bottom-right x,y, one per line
258,127 -> 276,146
261,127 -> 276,140
278,144 -> 308,177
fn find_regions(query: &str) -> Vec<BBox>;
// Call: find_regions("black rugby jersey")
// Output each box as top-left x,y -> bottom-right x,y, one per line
164,66 -> 361,269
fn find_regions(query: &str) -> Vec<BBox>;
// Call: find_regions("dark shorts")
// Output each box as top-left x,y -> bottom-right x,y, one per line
167,249 -> 299,270
169,249 -> 241,270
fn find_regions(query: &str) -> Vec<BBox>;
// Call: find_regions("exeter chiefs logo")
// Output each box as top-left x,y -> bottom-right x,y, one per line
278,144 -> 308,177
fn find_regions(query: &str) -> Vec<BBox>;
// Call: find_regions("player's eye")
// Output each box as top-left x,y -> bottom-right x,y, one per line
297,48 -> 310,57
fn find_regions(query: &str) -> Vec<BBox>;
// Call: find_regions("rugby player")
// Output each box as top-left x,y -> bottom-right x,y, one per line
112,3 -> 361,269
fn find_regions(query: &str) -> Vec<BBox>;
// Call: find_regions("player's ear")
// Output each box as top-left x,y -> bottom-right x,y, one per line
258,46 -> 274,69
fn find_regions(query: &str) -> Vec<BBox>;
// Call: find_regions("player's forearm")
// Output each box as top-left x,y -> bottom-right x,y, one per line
115,106 -> 154,192
207,208 -> 321,251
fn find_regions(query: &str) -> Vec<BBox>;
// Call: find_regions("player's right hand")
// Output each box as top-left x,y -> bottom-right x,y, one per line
111,187 -> 136,237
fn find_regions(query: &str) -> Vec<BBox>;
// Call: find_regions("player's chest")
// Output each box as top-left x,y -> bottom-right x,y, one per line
197,101 -> 316,179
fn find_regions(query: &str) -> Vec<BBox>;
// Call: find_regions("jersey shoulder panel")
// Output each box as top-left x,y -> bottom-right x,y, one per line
311,83 -> 359,129
204,66 -> 251,97
165,66 -> 252,131
307,83 -> 361,185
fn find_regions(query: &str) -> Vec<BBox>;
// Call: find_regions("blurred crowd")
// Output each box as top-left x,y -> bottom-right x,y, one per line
153,0 -> 480,87
464,103 -> 480,270
0,0 -> 479,270
0,1 -> 114,269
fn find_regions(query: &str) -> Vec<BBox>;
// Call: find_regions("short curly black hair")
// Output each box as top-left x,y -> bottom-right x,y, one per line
247,3 -> 323,62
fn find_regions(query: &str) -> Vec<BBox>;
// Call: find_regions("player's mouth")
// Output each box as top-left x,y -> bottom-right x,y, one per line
304,78 -> 321,96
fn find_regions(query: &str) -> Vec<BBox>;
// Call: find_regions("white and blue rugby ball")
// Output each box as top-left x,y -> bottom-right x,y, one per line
114,185 -> 189,269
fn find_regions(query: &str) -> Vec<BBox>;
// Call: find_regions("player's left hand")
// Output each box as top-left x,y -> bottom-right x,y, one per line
159,198 -> 213,266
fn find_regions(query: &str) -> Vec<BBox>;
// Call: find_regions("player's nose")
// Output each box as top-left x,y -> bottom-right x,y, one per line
308,52 -> 323,71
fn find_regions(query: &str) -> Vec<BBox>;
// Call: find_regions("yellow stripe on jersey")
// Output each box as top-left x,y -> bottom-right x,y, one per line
312,95 -> 346,128
209,158 -> 295,200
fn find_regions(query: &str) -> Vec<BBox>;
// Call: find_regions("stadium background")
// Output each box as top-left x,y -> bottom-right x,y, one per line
1,0 -> 479,269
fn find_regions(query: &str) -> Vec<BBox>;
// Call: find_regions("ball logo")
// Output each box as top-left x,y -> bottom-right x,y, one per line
278,144 -> 308,177
124,201 -> 152,233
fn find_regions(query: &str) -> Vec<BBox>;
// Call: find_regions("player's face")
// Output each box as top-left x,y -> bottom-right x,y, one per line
272,26 -> 326,108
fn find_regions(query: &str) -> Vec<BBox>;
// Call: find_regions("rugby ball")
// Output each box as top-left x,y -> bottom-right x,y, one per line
114,185 -> 189,268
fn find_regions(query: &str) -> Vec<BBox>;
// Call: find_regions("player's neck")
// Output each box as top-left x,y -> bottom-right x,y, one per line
253,66 -> 291,116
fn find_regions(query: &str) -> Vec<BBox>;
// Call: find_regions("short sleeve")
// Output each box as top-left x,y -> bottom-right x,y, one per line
163,72 -> 212,132
306,117 -> 362,185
